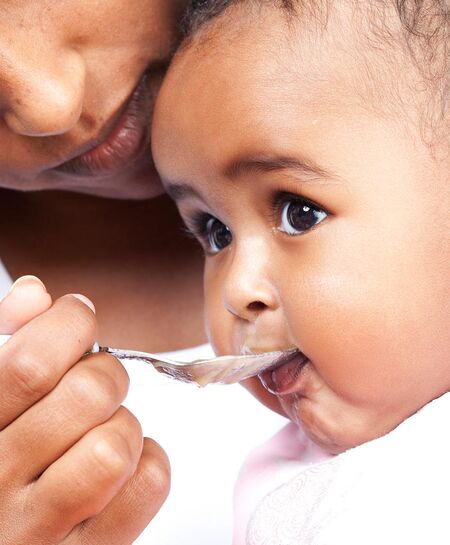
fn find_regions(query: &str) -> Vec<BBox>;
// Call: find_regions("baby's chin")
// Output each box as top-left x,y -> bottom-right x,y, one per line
278,394 -> 363,455
244,376 -> 405,455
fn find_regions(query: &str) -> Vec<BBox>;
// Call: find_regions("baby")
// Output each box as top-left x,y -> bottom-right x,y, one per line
152,0 -> 449,543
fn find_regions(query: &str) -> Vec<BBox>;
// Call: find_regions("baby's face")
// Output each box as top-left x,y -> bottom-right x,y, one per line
153,6 -> 449,453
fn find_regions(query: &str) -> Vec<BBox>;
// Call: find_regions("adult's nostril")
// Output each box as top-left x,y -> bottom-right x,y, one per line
247,301 -> 267,312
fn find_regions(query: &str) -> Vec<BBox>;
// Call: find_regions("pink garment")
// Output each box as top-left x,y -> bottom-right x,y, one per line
233,422 -> 332,545
232,393 -> 450,545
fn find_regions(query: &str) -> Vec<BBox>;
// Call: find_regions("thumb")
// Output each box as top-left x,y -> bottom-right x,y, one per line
0,275 -> 53,334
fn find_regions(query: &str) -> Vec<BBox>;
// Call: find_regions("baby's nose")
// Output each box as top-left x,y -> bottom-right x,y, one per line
222,240 -> 279,322
0,47 -> 85,137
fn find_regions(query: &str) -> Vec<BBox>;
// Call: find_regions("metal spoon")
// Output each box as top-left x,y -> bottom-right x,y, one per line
0,334 -> 296,387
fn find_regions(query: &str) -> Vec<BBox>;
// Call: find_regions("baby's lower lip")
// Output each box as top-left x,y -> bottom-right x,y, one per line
259,351 -> 309,394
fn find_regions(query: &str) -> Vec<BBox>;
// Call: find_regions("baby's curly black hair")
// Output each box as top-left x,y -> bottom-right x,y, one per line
181,0 -> 449,39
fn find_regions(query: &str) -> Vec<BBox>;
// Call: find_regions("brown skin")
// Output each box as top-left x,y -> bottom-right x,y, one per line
0,190 -> 204,351
0,0 -> 205,351
0,282 -> 170,545
152,3 -> 450,454
0,0 -> 179,198
0,1 -> 205,543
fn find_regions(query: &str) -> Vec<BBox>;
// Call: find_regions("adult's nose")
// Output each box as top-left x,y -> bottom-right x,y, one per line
222,238 -> 279,322
0,47 -> 85,137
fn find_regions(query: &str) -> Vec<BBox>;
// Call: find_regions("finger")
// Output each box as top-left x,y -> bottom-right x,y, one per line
0,276 -> 52,334
0,352 -> 129,483
27,407 -> 143,542
73,438 -> 170,545
0,294 -> 97,429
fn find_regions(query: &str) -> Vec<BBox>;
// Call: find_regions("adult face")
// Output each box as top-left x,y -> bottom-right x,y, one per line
0,0 -> 186,199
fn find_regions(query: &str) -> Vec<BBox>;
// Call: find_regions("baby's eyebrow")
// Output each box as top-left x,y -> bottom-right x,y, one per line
163,155 -> 334,202
224,155 -> 331,181
164,181 -> 205,203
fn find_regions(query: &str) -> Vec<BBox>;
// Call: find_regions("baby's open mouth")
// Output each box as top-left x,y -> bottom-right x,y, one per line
259,349 -> 310,394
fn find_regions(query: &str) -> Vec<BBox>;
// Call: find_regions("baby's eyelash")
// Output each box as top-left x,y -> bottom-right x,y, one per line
272,191 -> 301,210
181,225 -> 198,240
182,211 -> 212,240
271,191 -> 328,219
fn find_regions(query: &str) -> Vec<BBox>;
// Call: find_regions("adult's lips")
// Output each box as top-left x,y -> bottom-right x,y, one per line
55,71 -> 154,178
259,350 -> 310,395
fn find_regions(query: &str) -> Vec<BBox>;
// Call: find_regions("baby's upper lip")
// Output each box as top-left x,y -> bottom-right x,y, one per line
241,345 -> 297,355
241,345 -> 302,376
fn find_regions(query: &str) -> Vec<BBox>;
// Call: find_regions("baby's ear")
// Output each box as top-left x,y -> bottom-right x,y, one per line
0,276 -> 52,334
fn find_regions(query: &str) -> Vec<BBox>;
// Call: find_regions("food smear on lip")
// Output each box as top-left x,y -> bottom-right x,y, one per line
194,348 -> 300,387
152,348 -> 300,387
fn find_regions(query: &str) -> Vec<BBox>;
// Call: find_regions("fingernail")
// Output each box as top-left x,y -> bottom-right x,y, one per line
70,294 -> 96,314
7,275 -> 46,296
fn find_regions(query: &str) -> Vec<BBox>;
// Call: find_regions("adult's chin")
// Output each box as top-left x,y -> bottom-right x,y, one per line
72,172 -> 165,200
31,156 -> 165,200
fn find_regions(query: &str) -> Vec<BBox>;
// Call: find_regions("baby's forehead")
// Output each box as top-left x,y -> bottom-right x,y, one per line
175,0 -> 449,148
155,1 -> 448,189
168,5 -> 396,130
157,26 -> 345,166
156,10 -> 392,185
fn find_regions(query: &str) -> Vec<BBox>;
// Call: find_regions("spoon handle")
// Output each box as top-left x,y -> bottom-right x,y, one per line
0,335 -> 169,367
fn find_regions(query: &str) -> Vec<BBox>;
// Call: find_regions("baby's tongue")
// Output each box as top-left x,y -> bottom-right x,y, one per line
262,352 -> 309,395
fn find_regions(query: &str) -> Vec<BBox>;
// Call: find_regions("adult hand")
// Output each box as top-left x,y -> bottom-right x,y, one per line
0,276 -> 170,545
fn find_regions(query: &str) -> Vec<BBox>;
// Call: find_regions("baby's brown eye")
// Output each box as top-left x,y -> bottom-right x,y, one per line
279,199 -> 327,235
206,217 -> 232,253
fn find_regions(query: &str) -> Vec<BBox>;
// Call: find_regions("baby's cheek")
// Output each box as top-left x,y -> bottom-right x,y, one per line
284,269 -> 408,406
204,264 -> 237,355
204,298 -> 230,355
242,378 -> 286,417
